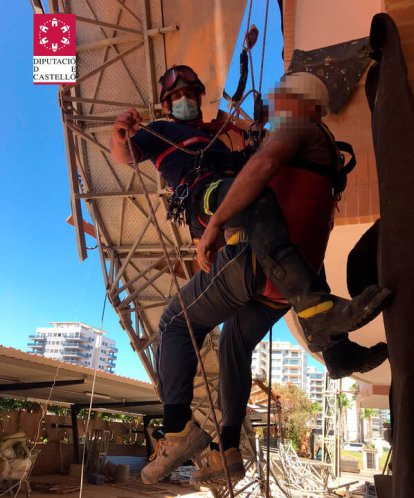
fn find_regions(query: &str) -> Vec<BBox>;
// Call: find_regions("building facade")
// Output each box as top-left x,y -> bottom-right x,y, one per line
251,341 -> 307,389
27,322 -> 117,373
306,366 -> 324,405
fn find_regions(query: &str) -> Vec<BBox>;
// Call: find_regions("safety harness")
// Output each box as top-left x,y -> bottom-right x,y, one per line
163,123 -> 250,227
291,123 -> 356,199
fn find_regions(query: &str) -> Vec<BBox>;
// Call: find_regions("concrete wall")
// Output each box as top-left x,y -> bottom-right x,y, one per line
0,411 -> 144,445
294,0 -> 382,51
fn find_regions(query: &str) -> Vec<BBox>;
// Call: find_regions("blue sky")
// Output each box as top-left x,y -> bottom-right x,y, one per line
0,2 -> 323,382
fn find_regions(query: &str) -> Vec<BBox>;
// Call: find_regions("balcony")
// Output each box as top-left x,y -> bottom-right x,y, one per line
64,340 -> 80,345
61,351 -> 79,358
27,343 -> 45,349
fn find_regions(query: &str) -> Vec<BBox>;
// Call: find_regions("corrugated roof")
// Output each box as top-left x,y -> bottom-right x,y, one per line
0,346 -> 161,416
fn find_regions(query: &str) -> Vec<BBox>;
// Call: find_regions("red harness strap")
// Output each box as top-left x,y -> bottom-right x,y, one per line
155,136 -> 210,170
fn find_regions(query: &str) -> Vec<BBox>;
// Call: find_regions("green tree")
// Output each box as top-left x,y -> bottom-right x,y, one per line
272,383 -> 314,451
309,401 -> 322,428
350,383 -> 362,443
361,408 -> 377,444
338,393 -> 352,442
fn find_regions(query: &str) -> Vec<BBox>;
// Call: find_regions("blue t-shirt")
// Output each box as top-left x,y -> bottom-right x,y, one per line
131,120 -> 232,188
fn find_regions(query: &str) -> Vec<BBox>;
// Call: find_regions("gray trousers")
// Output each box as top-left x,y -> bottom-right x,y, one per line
157,243 -> 289,426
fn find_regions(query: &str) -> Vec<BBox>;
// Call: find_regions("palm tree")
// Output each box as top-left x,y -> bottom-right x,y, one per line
351,383 -> 362,443
361,408 -> 377,444
309,401 -> 322,428
338,393 -> 352,442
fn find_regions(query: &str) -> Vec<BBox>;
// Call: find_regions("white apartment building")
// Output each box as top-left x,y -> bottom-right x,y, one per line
251,341 -> 307,389
27,322 -> 117,373
306,366 -> 324,404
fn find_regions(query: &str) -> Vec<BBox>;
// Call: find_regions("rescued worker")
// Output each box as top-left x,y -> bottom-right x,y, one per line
137,73 -> 390,484
111,66 -> 389,355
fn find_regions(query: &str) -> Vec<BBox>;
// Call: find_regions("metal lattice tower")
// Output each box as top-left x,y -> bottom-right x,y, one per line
321,373 -> 340,481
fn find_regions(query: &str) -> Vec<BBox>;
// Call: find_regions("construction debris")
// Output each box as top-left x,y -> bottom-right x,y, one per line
31,481 -> 81,494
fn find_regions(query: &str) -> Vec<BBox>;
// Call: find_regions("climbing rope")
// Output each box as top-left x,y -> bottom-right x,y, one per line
245,0 -> 256,96
259,0 -> 270,94
265,328 -> 273,498
79,291 -> 108,498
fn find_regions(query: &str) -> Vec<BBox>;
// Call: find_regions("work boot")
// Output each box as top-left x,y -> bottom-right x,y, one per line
190,447 -> 245,485
323,339 -> 388,379
260,247 -> 391,353
141,420 -> 212,485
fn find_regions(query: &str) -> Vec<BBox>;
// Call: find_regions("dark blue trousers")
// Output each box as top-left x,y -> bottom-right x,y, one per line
157,243 -> 289,425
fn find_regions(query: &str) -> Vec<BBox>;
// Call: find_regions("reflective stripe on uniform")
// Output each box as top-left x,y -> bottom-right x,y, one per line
155,136 -> 210,170
202,179 -> 222,215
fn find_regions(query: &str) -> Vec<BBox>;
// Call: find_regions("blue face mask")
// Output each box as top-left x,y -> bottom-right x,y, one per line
171,96 -> 199,121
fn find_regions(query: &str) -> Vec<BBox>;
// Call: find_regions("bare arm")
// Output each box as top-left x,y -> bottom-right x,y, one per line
209,138 -> 292,227
110,108 -> 142,164
196,137 -> 295,271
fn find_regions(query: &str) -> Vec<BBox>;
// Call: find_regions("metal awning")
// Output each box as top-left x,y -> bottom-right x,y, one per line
0,346 -> 161,416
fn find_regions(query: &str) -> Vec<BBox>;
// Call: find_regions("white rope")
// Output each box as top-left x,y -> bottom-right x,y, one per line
78,367 -> 98,498
78,293 -> 107,498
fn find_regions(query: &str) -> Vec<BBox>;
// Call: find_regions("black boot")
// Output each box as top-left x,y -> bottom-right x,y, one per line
323,336 -> 389,379
260,246 -> 391,352
247,190 -> 391,353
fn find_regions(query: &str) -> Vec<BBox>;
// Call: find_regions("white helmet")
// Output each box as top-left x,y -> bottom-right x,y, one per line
275,72 -> 329,116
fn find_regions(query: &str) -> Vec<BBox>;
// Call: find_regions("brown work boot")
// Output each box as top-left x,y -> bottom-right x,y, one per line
141,420 -> 212,485
190,447 -> 245,485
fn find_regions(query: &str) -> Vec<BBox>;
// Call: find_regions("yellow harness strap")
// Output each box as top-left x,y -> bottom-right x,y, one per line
227,231 -> 256,275
227,232 -> 289,311
226,231 -> 242,245
297,300 -> 334,319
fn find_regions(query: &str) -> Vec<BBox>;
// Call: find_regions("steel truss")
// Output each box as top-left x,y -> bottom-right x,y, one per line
321,373 -> 340,482
30,0 -> 290,496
